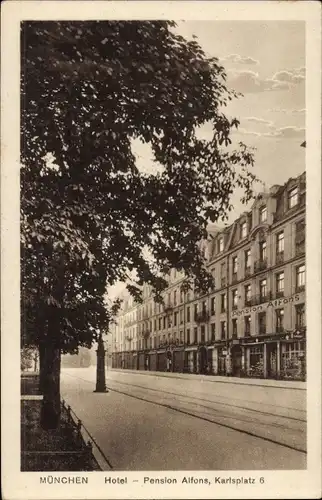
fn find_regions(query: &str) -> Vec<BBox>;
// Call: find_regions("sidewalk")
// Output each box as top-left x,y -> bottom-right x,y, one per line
110,368 -> 306,390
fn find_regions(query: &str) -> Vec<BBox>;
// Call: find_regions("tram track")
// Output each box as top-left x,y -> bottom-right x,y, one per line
63,371 -> 307,455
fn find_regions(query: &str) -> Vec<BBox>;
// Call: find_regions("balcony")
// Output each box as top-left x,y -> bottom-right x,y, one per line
164,303 -> 173,313
276,251 -> 284,265
195,310 -> 210,323
254,259 -> 267,273
244,298 -> 252,307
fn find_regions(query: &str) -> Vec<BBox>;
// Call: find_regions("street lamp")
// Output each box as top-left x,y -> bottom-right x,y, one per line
94,333 -> 108,393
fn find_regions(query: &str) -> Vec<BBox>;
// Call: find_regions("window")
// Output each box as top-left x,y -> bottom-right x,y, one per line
210,297 -> 216,315
201,325 -> 205,342
180,290 -> 184,304
232,289 -> 238,309
173,312 -> 178,327
259,278 -> 267,301
179,309 -> 184,324
288,186 -> 298,208
296,264 -> 305,291
159,318 -> 162,330
276,231 -> 284,254
245,249 -> 251,272
221,321 -> 226,339
202,301 -> 207,314
295,304 -> 305,328
221,262 -> 226,287
241,221 -> 247,239
232,318 -> 238,338
186,291 -> 191,302
244,315 -> 251,335
260,206 -> 267,223
163,316 -> 166,329
276,272 -> 284,297
194,304 -> 198,320
276,309 -> 284,332
211,323 -> 216,340
232,256 -> 238,274
154,319 -> 157,331
186,328 -> 191,344
193,327 -> 198,343
258,312 -> 266,334
186,306 -> 191,323
259,241 -> 267,262
173,290 -> 177,306
221,294 -> 227,313
219,238 -> 224,252
179,330 -> 184,343
245,284 -> 251,305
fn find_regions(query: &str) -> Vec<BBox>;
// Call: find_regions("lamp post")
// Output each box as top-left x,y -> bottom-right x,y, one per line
94,334 -> 108,393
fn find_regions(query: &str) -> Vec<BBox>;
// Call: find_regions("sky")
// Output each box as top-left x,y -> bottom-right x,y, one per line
109,20 -> 306,300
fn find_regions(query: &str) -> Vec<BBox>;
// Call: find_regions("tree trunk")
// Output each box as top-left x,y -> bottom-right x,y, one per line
38,343 -> 46,394
40,342 -> 61,430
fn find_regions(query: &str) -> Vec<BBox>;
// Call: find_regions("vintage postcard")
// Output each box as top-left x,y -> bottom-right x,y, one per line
1,1 -> 321,499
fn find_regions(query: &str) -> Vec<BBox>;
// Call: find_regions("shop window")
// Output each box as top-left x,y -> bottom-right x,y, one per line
260,206 -> 267,223
249,346 -> 264,378
258,312 -> 266,334
281,341 -> 305,380
244,316 -> 251,336
276,308 -> 284,332
295,304 -> 305,328
221,321 -> 226,339
232,319 -> 238,338
288,186 -> 298,209
296,264 -> 305,292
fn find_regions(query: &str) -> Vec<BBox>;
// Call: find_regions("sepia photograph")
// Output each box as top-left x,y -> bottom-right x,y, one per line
1,2 -> 321,499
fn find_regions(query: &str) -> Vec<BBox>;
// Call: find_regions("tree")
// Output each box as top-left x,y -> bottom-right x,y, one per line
21,21 -> 257,428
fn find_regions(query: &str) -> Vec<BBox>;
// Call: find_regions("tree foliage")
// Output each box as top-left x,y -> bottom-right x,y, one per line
21,21 -> 256,352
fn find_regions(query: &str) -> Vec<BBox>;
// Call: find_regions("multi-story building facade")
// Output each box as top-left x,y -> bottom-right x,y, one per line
111,172 -> 306,381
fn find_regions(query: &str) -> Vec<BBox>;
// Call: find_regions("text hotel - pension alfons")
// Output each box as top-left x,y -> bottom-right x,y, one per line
111,172 -> 306,381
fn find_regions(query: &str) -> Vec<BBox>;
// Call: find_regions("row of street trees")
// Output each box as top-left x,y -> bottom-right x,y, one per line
21,20 -> 256,429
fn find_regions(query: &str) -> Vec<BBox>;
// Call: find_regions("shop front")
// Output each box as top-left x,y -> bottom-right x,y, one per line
217,345 -> 228,376
280,339 -> 306,381
173,348 -> 185,373
149,350 -> 157,371
157,349 -> 167,372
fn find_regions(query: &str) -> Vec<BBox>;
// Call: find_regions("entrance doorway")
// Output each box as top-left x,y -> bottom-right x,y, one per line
231,345 -> 242,377
198,346 -> 207,374
267,343 -> 278,378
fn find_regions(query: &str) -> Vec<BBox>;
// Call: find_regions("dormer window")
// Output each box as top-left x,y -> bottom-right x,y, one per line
219,238 -> 224,252
241,221 -> 247,239
259,206 -> 267,223
288,186 -> 298,209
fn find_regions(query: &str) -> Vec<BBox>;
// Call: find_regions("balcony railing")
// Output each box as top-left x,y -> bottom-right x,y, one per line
295,284 -> 305,293
232,303 -> 238,310
275,290 -> 284,299
164,303 -> 173,313
254,259 -> 267,272
195,310 -> 210,323
276,326 -> 285,333
259,326 -> 266,335
244,298 -> 252,307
